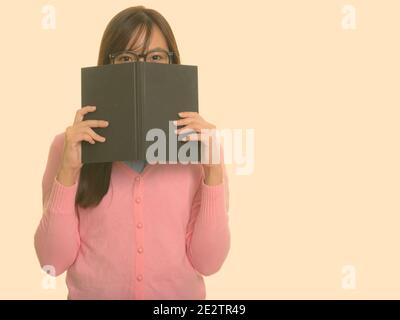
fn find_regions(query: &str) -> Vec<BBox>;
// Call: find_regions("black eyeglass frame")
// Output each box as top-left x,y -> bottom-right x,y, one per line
109,48 -> 175,64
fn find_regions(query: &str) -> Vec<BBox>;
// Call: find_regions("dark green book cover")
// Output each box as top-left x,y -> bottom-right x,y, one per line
81,61 -> 201,164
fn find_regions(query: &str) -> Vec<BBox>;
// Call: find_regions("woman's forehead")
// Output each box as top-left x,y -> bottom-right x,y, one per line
126,24 -> 167,52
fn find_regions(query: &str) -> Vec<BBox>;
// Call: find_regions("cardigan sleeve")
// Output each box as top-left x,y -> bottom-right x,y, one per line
185,151 -> 231,276
34,134 -> 81,277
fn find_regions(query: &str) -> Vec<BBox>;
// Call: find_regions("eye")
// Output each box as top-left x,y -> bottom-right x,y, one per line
120,55 -> 133,62
113,53 -> 136,64
147,51 -> 169,63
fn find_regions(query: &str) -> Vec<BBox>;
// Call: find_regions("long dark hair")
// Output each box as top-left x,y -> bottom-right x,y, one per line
76,6 -> 181,208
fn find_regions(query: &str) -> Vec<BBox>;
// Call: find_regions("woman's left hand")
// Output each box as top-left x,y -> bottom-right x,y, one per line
174,111 -> 224,185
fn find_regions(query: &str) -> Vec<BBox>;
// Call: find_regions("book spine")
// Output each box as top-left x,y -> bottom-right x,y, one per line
137,62 -> 144,160
134,62 -> 143,160
132,63 -> 137,159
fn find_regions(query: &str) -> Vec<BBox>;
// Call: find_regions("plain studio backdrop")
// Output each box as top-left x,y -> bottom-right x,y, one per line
1,0 -> 400,299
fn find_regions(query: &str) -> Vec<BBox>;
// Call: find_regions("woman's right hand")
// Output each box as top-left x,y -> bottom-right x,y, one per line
56,106 -> 109,186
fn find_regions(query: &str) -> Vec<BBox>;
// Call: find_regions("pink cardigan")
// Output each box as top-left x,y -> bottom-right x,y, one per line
34,133 -> 230,299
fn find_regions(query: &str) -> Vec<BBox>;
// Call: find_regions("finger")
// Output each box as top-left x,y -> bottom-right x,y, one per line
178,111 -> 199,118
77,128 -> 105,144
175,123 -> 205,135
78,119 -> 109,128
180,132 -> 201,141
81,126 -> 106,142
76,132 -> 96,144
174,117 -> 197,127
74,106 -> 97,124
175,126 -> 198,136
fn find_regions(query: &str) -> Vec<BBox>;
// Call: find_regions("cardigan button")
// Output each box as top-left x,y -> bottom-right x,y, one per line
135,197 -> 141,203
135,176 -> 140,182
136,275 -> 143,281
137,247 -> 143,254
137,222 -> 143,229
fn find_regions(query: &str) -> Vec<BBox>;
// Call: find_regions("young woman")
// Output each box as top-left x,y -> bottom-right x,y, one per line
34,6 -> 230,300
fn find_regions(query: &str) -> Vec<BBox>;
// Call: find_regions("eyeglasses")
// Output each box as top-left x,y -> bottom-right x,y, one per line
109,48 -> 174,64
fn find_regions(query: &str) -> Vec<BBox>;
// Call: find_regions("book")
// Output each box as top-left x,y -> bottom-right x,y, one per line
81,61 -> 201,164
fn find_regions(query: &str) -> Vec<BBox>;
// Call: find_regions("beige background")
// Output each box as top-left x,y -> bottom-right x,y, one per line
0,0 -> 400,299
